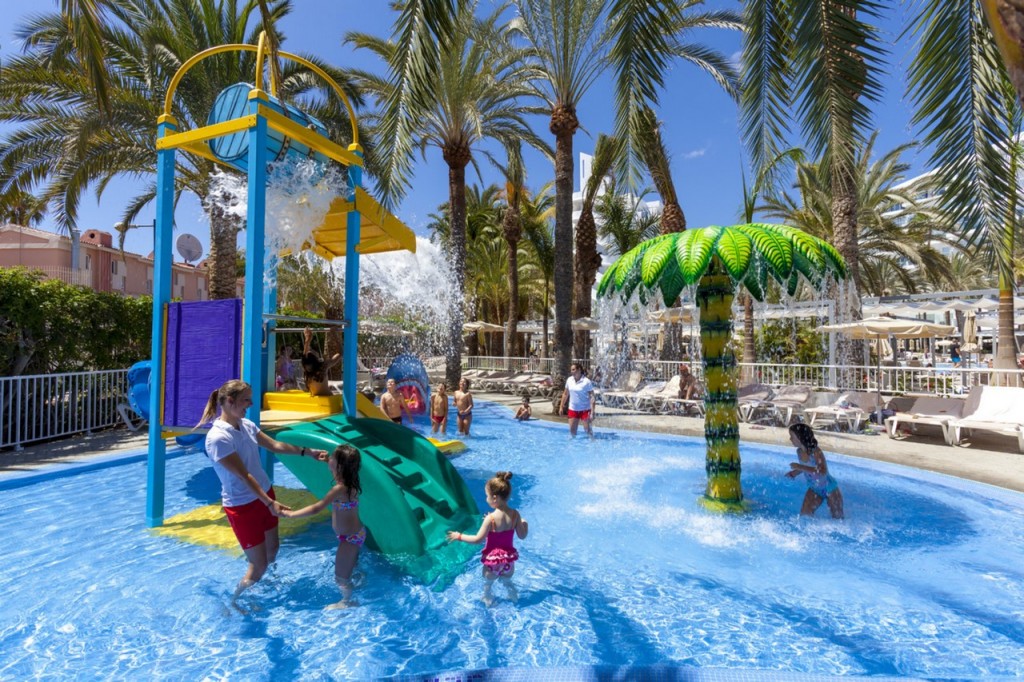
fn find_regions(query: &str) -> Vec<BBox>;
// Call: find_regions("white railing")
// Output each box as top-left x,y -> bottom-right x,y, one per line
31,266 -> 91,287
0,369 -> 128,450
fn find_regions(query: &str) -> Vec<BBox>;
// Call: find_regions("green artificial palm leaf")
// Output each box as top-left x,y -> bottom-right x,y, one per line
764,223 -> 824,271
743,259 -> 768,302
596,260 -> 620,298
737,223 -> 792,280
786,268 -> 800,297
640,233 -> 676,286
817,239 -> 847,279
677,226 -> 721,285
614,241 -> 647,289
714,226 -> 753,280
657,252 -> 686,306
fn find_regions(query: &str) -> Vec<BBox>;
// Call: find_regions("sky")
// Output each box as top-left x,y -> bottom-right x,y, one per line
0,0 -> 929,262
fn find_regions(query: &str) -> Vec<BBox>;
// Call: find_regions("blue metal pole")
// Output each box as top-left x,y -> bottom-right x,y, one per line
146,115 -> 177,528
343,145 -> 364,417
243,92 -> 271,476
265,263 -> 278,392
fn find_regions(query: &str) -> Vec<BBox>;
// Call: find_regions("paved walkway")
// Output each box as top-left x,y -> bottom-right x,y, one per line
3,393 -> 1023,494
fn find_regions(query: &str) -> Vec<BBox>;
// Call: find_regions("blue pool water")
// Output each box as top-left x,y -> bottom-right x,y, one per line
2,401 -> 1023,680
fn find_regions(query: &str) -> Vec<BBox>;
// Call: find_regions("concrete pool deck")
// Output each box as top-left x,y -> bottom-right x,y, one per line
2,393 -> 1023,494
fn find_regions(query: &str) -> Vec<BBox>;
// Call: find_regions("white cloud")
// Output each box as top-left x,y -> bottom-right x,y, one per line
682,147 -> 708,160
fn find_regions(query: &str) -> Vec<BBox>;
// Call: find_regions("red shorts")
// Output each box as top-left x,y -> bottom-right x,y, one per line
224,488 -> 279,550
567,409 -> 591,421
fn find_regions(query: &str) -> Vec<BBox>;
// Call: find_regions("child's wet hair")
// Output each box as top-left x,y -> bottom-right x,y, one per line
331,444 -> 362,498
789,422 -> 818,451
487,471 -> 513,499
460,377 -> 471,389
521,396 -> 529,403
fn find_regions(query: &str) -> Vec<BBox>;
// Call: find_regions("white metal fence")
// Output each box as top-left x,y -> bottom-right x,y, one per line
0,369 -> 128,450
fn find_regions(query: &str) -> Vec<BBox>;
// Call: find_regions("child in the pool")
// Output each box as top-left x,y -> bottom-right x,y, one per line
786,423 -> 845,519
514,396 -> 532,421
279,444 -> 365,609
447,471 -> 529,606
430,382 -> 449,435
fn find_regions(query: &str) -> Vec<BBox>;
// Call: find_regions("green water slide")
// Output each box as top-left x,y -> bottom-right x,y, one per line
271,414 -> 480,585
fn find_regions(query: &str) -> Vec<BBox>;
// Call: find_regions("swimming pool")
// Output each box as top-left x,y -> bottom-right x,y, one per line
2,401 -> 1023,680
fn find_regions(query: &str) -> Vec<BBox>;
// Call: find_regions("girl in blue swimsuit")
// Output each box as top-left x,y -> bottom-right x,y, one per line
786,423 -> 845,519
281,444 -> 365,608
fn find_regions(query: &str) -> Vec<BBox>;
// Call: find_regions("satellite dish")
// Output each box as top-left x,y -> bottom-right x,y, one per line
176,233 -> 203,264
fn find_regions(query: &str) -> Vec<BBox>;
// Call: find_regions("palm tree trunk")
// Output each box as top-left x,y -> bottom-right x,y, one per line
831,159 -> 863,363
983,1 -> 1024,108
505,238 -> 520,360
207,201 -> 240,300
551,105 -> 579,405
444,155 -> 470,391
573,209 -> 601,359
741,293 -> 756,384
696,255 -> 742,508
660,201 -> 687,233
542,281 -> 550,359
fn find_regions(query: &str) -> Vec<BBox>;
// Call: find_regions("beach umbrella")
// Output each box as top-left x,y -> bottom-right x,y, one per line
598,223 -> 847,509
647,306 -> 695,324
462,321 -> 504,333
817,316 -> 956,422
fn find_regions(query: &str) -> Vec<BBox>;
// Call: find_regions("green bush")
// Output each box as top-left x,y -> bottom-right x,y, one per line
0,268 -> 152,376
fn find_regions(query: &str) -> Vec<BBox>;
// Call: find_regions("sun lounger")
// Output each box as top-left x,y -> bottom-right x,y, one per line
625,380 -> 668,411
737,384 -> 774,422
640,376 -> 682,413
755,385 -> 813,426
596,370 -> 645,408
660,380 -> 706,417
947,385 -> 1024,451
885,395 -> 965,442
804,391 -> 884,432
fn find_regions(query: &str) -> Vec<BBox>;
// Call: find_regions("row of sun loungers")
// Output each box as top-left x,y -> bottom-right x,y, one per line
885,385 -> 1024,451
596,372 -> 705,416
461,369 -> 555,398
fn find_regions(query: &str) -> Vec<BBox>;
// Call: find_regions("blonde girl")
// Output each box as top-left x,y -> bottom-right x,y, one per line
447,471 -> 529,606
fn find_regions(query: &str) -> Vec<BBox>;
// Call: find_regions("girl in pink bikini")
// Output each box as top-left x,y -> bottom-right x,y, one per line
447,471 -> 529,606
281,444 -> 365,609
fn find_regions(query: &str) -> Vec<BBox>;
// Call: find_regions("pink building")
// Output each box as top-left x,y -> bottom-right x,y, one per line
0,223 -> 242,300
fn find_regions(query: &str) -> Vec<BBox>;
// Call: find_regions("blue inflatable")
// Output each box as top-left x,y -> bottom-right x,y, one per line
125,359 -> 205,450
386,354 -> 431,415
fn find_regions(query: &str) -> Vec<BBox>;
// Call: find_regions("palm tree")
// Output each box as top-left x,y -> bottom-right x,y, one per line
350,3 -> 547,391
511,0 -> 608,398
595,183 -> 661,257
0,0 -> 361,299
598,224 -> 846,507
521,194 -> 556,358
0,190 -> 47,226
908,1 -> 1023,375
759,137 -> 961,296
573,134 -> 624,358
499,145 -> 526,360
740,0 -> 887,329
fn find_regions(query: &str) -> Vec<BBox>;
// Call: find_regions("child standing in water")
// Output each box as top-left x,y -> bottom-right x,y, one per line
454,377 -> 474,436
280,445 -> 365,609
430,382 -> 449,435
447,471 -> 529,606
786,423 -> 845,519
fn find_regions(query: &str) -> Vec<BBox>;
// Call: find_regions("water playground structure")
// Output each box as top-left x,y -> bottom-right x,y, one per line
143,34 -> 477,582
386,353 -> 432,415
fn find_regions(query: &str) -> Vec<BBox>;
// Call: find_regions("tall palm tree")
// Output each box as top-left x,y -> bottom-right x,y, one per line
909,0 -> 1023,374
351,3 -> 547,391
573,134 -> 624,358
0,190 -> 47,227
740,0 -> 887,328
759,137 -> 961,295
521,194 -> 556,357
0,0 -> 361,299
513,0 -> 611,401
595,182 -> 661,257
499,145 -> 526,360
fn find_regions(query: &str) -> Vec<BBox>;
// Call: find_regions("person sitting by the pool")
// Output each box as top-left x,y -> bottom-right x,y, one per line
454,377 -> 474,436
785,423 -> 844,519
279,444 -> 364,610
275,344 -> 297,390
381,378 -> 414,425
430,381 -> 449,435
678,364 -> 699,400
514,396 -> 532,421
559,363 -> 595,439
447,471 -> 529,607
301,326 -> 340,397
200,379 -> 328,601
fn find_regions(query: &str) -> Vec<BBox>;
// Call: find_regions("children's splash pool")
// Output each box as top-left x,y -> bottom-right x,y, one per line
2,401 -> 1023,680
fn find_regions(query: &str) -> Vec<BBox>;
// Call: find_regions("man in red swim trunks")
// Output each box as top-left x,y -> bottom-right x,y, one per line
559,363 -> 595,438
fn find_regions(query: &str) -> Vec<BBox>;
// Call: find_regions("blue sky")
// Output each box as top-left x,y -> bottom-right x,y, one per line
0,0 -> 928,260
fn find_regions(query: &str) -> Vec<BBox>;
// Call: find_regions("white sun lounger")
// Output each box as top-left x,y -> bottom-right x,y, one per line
737,384 -> 774,422
885,396 -> 965,443
804,391 -> 884,432
947,385 -> 1024,451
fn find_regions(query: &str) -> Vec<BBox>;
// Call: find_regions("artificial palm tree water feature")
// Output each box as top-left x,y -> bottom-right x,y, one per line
597,223 -> 847,510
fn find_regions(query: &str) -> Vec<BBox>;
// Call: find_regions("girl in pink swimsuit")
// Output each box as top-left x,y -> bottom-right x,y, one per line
447,471 -> 529,606
280,444 -> 365,609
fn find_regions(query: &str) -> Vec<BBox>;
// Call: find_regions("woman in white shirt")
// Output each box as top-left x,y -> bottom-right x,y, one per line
559,363 -> 595,438
200,380 -> 327,599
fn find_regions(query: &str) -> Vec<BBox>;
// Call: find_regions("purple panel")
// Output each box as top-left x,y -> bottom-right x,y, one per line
163,299 -> 243,428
